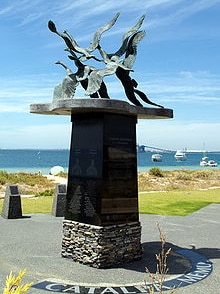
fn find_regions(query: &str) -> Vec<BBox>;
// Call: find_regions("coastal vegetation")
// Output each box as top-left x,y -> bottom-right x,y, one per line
138,168 -> 220,191
0,171 -> 55,195
0,168 -> 220,215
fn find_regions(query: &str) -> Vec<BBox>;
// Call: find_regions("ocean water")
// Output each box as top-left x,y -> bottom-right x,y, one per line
0,149 -> 219,174
0,149 -> 70,174
138,151 -> 220,172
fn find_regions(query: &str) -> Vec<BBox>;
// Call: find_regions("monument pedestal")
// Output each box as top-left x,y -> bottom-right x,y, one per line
62,220 -> 142,268
63,111 -> 141,267
30,98 -> 173,268
65,112 -> 139,225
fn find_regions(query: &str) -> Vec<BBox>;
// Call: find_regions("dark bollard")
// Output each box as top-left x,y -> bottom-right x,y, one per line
52,184 -> 67,217
1,185 -> 22,219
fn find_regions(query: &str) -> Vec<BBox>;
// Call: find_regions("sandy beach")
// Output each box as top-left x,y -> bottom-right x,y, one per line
44,174 -> 67,185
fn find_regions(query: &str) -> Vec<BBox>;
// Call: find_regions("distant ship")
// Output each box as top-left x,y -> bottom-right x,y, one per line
151,153 -> 162,162
174,150 -> 187,161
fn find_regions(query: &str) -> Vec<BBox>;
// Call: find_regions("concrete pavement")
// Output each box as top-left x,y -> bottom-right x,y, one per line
0,204 -> 219,293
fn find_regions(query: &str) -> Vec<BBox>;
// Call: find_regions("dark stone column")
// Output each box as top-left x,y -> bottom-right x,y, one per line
1,185 -> 22,219
65,112 -> 139,226
62,112 -> 142,267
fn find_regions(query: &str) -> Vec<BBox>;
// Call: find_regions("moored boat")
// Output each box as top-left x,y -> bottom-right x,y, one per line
151,153 -> 162,162
174,150 -> 187,161
207,160 -> 218,167
200,158 -> 218,167
200,152 -> 218,167
200,157 -> 209,166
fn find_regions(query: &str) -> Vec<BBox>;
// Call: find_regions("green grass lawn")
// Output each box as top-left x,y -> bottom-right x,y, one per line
139,188 -> 220,216
0,196 -> 53,214
0,188 -> 220,216
21,197 -> 54,214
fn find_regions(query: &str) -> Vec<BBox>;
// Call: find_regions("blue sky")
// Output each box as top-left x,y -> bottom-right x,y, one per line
0,0 -> 220,151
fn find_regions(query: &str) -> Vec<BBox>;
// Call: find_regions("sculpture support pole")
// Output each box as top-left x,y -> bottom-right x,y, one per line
62,111 -> 142,268
65,112 -> 139,225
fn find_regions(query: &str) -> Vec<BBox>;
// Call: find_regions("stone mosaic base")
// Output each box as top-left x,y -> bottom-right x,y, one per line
62,220 -> 143,268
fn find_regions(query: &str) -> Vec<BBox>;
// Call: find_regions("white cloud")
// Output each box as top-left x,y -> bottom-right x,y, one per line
136,71 -> 220,104
19,13 -> 43,26
2,0 -> 218,34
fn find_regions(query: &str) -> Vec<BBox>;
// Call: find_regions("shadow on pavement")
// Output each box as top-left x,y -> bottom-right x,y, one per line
117,241 -> 216,275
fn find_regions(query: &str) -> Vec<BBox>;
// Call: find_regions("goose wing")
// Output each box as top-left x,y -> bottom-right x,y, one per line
63,30 -> 92,58
123,30 -> 146,68
86,71 -> 103,95
108,14 -> 146,58
62,76 -> 78,98
87,12 -> 120,53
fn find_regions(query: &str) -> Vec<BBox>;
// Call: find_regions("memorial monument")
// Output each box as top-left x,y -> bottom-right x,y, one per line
30,13 -> 173,268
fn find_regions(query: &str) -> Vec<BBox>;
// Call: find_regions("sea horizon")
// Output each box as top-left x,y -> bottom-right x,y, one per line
1,148 -> 220,152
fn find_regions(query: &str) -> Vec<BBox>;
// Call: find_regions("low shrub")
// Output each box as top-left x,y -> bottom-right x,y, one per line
149,167 -> 164,177
35,189 -> 54,197
0,171 -> 55,195
174,171 -> 192,181
56,171 -> 68,178
0,170 -> 9,185
193,170 -> 214,179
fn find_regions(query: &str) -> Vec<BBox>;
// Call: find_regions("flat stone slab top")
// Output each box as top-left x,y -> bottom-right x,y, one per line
30,98 -> 173,119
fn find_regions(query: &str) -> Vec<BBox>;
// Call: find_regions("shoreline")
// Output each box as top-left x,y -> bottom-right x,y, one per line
0,165 -> 220,174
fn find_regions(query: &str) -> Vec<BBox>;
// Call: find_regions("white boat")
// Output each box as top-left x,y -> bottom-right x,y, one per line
174,150 -> 187,161
151,153 -> 162,162
200,156 -> 209,166
207,160 -> 218,167
199,148 -> 218,167
200,157 -> 218,167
